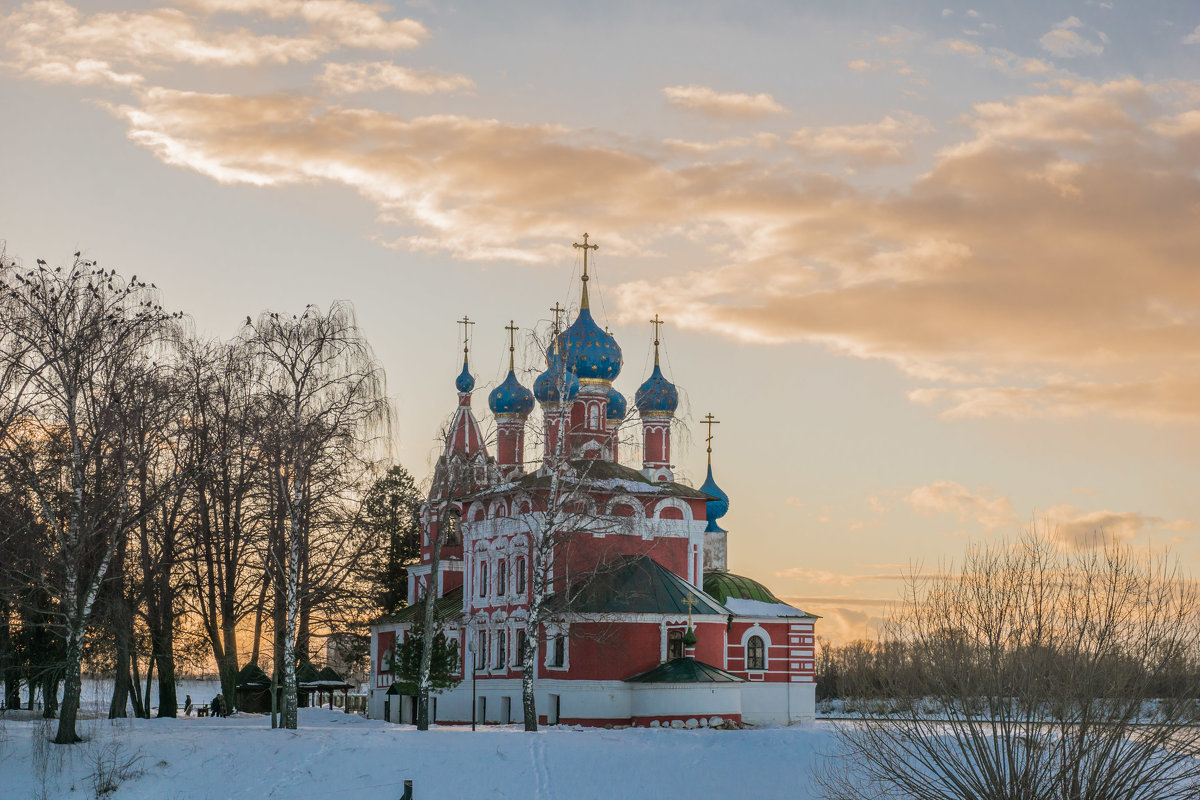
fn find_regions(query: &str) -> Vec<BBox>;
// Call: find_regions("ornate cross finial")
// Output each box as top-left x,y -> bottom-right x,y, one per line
650,313 -> 664,365
549,302 -> 566,334
683,593 -> 697,629
573,233 -> 599,310
701,413 -> 720,466
457,315 -> 475,359
505,320 -> 519,371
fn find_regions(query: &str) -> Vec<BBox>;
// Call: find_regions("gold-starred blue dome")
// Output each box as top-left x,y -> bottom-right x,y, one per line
605,386 -> 627,422
455,358 -> 475,393
534,348 -> 580,404
634,364 -> 678,415
559,307 -> 622,382
488,369 -> 534,416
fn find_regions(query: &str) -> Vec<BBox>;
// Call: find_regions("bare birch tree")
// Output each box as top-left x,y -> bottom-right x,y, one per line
247,302 -> 388,730
0,253 -> 178,743
818,530 -> 1200,800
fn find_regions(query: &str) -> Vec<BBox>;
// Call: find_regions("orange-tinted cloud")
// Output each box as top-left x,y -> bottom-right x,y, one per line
317,61 -> 473,94
662,85 -> 786,117
789,111 -> 932,164
0,0 -> 426,86
905,480 -> 1017,532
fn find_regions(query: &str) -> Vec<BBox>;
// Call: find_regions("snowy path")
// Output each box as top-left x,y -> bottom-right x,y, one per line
0,708 -> 836,799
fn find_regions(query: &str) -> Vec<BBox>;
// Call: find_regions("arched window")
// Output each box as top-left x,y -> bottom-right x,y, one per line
667,629 -> 684,660
746,635 -> 765,670
588,403 -> 600,428
515,557 -> 527,595
479,561 -> 489,598
444,510 -> 461,545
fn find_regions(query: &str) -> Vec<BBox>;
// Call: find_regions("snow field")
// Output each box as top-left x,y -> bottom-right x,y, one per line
0,707 -> 836,799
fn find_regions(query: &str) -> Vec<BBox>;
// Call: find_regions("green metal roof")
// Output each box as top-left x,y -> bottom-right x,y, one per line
703,571 -> 783,605
625,657 -> 746,683
236,662 -> 271,688
555,554 -> 729,616
378,585 -> 465,624
314,666 -> 349,685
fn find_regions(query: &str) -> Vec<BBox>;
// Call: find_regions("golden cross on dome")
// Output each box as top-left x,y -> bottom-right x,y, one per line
505,320 -> 519,371
573,233 -> 599,310
701,413 -> 720,466
683,592 -> 698,629
650,313 -> 664,365
457,315 -> 475,358
549,302 -> 566,334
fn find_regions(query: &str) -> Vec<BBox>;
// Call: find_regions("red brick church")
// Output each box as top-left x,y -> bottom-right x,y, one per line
369,237 -> 817,727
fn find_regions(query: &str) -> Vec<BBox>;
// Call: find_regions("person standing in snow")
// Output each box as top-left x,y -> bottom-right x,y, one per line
185,695 -> 193,716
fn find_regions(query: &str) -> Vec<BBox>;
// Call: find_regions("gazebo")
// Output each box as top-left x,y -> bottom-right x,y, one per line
234,662 -> 275,713
312,666 -> 354,710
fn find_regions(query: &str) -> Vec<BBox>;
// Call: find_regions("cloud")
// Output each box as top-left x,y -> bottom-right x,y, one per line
905,480 -> 1018,532
662,85 -> 785,117
1184,25 -> 1200,45
0,0 -> 426,86
789,112 -> 933,164
14,9 -> 1194,427
1040,17 -> 1105,57
1040,504 -> 1193,550
943,39 -> 983,55
317,61 -> 473,94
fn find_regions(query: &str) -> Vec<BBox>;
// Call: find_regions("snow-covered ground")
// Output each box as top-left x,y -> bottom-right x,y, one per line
0,706 -> 838,799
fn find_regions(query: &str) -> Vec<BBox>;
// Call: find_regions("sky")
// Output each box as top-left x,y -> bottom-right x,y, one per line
2,0 -> 1199,643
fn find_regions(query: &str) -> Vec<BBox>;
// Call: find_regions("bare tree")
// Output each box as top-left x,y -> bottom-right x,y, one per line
0,253 -> 178,743
247,302 -> 388,730
178,336 -> 269,709
818,530 -> 1200,800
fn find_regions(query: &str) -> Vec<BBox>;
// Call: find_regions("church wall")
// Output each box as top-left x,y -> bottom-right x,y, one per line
725,619 -> 816,684
740,682 -> 816,724
560,533 -> 689,582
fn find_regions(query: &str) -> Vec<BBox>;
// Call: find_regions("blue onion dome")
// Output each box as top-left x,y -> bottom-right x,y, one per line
488,369 -> 534,416
534,348 -> 580,404
699,464 -> 729,533
559,307 -> 622,382
455,358 -> 475,393
634,363 -> 678,415
605,386 -> 627,423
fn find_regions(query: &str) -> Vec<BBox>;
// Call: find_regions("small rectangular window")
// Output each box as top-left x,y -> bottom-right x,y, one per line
552,635 -> 565,668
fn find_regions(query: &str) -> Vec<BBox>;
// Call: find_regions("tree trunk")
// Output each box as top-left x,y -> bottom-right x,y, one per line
109,611 -> 132,718
53,635 -> 81,741
153,613 -> 177,718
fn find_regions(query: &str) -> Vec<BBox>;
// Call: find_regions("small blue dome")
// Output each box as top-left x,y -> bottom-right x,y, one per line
634,364 -> 678,415
488,369 -> 534,416
605,387 -> 627,422
534,348 -> 580,404
455,359 -> 475,393
559,308 -> 622,382
699,464 -> 729,533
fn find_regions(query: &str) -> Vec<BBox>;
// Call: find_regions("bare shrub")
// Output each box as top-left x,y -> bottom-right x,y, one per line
819,530 -> 1200,800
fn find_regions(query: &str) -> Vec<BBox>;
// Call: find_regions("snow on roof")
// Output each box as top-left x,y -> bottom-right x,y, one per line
724,597 -> 812,618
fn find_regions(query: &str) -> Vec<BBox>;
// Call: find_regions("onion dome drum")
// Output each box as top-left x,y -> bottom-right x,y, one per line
455,359 -> 475,394
699,464 -> 729,533
488,370 -> 534,416
558,307 -> 622,382
534,348 -> 580,404
634,364 -> 679,415
605,386 -> 627,423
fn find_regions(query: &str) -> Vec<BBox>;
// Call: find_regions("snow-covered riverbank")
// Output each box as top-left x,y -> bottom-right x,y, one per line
0,706 -> 836,799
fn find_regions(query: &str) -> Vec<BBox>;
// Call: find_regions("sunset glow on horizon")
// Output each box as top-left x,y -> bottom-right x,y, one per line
3,0 -> 1199,642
